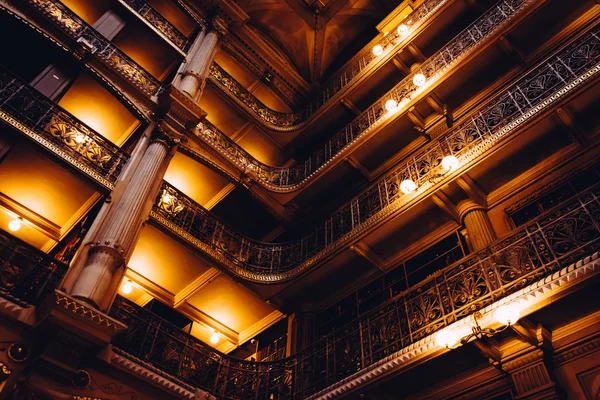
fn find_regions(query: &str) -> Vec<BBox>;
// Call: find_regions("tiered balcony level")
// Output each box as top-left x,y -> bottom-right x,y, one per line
1,175 -> 599,399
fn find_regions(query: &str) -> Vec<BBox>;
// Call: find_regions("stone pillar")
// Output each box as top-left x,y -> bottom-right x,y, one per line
66,125 -> 179,310
177,14 -> 229,101
457,200 -> 496,251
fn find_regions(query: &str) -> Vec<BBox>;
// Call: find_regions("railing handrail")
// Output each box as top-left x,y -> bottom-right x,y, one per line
0,64 -> 129,185
157,24 -> 600,283
29,0 -> 164,97
204,0 -> 540,191
113,182 -> 600,398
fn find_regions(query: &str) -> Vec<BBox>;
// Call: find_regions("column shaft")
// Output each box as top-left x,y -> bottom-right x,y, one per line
178,30 -> 221,100
70,134 -> 173,310
457,200 -> 496,251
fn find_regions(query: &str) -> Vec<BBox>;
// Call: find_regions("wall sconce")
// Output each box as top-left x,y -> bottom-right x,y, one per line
8,217 -> 22,232
210,331 -> 220,344
436,303 -> 521,348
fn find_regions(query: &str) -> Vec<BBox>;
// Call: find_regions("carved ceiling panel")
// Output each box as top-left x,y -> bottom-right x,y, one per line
238,0 -> 398,84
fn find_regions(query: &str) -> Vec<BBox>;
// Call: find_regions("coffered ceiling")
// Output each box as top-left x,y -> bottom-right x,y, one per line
236,0 -> 400,83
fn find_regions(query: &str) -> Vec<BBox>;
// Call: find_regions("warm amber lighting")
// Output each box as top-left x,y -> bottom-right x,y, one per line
210,331 -> 220,344
436,328 -> 459,348
161,191 -> 174,204
121,280 -> 133,294
400,179 -> 417,194
75,133 -> 86,144
397,24 -> 409,35
8,218 -> 21,232
413,73 -> 426,86
372,45 -> 383,56
385,99 -> 398,112
441,155 -> 459,171
494,303 -> 520,326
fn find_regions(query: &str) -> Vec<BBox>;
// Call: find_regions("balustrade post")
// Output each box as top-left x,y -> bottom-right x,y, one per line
457,200 -> 496,251
62,123 -> 180,311
176,14 -> 229,102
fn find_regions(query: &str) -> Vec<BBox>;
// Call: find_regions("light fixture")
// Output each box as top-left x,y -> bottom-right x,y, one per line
397,24 -> 409,35
441,155 -> 459,171
372,45 -> 383,56
75,133 -> 86,144
161,191 -> 173,204
436,327 -> 460,348
121,279 -> 133,294
210,331 -> 220,344
413,73 -> 426,86
400,179 -> 417,194
8,217 -> 21,232
385,99 -> 398,112
439,307 -> 521,349
494,303 -> 520,326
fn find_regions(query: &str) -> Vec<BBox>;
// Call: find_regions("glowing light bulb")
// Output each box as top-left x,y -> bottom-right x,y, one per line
161,192 -> 173,204
436,328 -> 459,348
400,179 -> 417,194
385,99 -> 398,112
397,24 -> 408,35
441,155 -> 459,171
75,133 -> 86,144
8,218 -> 21,232
210,332 -> 219,344
413,73 -> 426,87
495,303 -> 520,326
121,280 -> 133,294
372,45 -> 383,56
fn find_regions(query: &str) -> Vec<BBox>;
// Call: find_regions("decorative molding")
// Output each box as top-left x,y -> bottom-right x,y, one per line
307,251 -> 600,399
204,184 -> 235,211
0,192 -> 61,239
176,302 -> 239,344
125,269 -> 174,306
173,268 -> 220,307
238,310 -> 286,346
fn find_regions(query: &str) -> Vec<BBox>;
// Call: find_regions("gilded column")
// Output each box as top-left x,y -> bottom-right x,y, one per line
177,14 -> 229,101
66,125 -> 179,310
457,200 -> 496,251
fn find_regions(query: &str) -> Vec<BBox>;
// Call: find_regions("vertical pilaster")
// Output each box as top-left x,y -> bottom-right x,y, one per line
177,14 -> 229,101
63,125 -> 179,311
457,200 -> 496,251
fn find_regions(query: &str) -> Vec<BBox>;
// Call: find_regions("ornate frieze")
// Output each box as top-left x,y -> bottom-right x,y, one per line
120,185 -> 600,399
158,25 -> 600,283
28,0 -> 163,97
0,65 -> 128,188
118,0 -> 192,51
206,0 -> 543,190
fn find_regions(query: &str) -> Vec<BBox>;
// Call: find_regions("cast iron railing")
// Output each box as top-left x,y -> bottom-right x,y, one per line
118,0 -> 192,52
204,0 -> 538,191
0,65 -> 129,187
0,230 -> 68,306
114,185 -> 600,399
159,25 -> 600,282
28,0 -> 163,97
210,0 -> 454,131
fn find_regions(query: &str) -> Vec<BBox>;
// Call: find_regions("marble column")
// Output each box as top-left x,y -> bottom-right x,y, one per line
177,15 -> 228,101
457,199 -> 496,251
67,127 -> 178,310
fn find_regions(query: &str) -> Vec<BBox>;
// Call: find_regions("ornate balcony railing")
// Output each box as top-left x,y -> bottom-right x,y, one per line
165,25 -> 600,282
204,0 -> 538,191
118,0 -> 192,52
114,185 -> 600,399
28,0 -> 163,97
0,229 -> 68,306
210,0 -> 454,131
0,65 -> 129,188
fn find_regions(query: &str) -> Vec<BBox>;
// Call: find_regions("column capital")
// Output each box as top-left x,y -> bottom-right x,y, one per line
456,199 -> 486,223
209,13 -> 231,38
